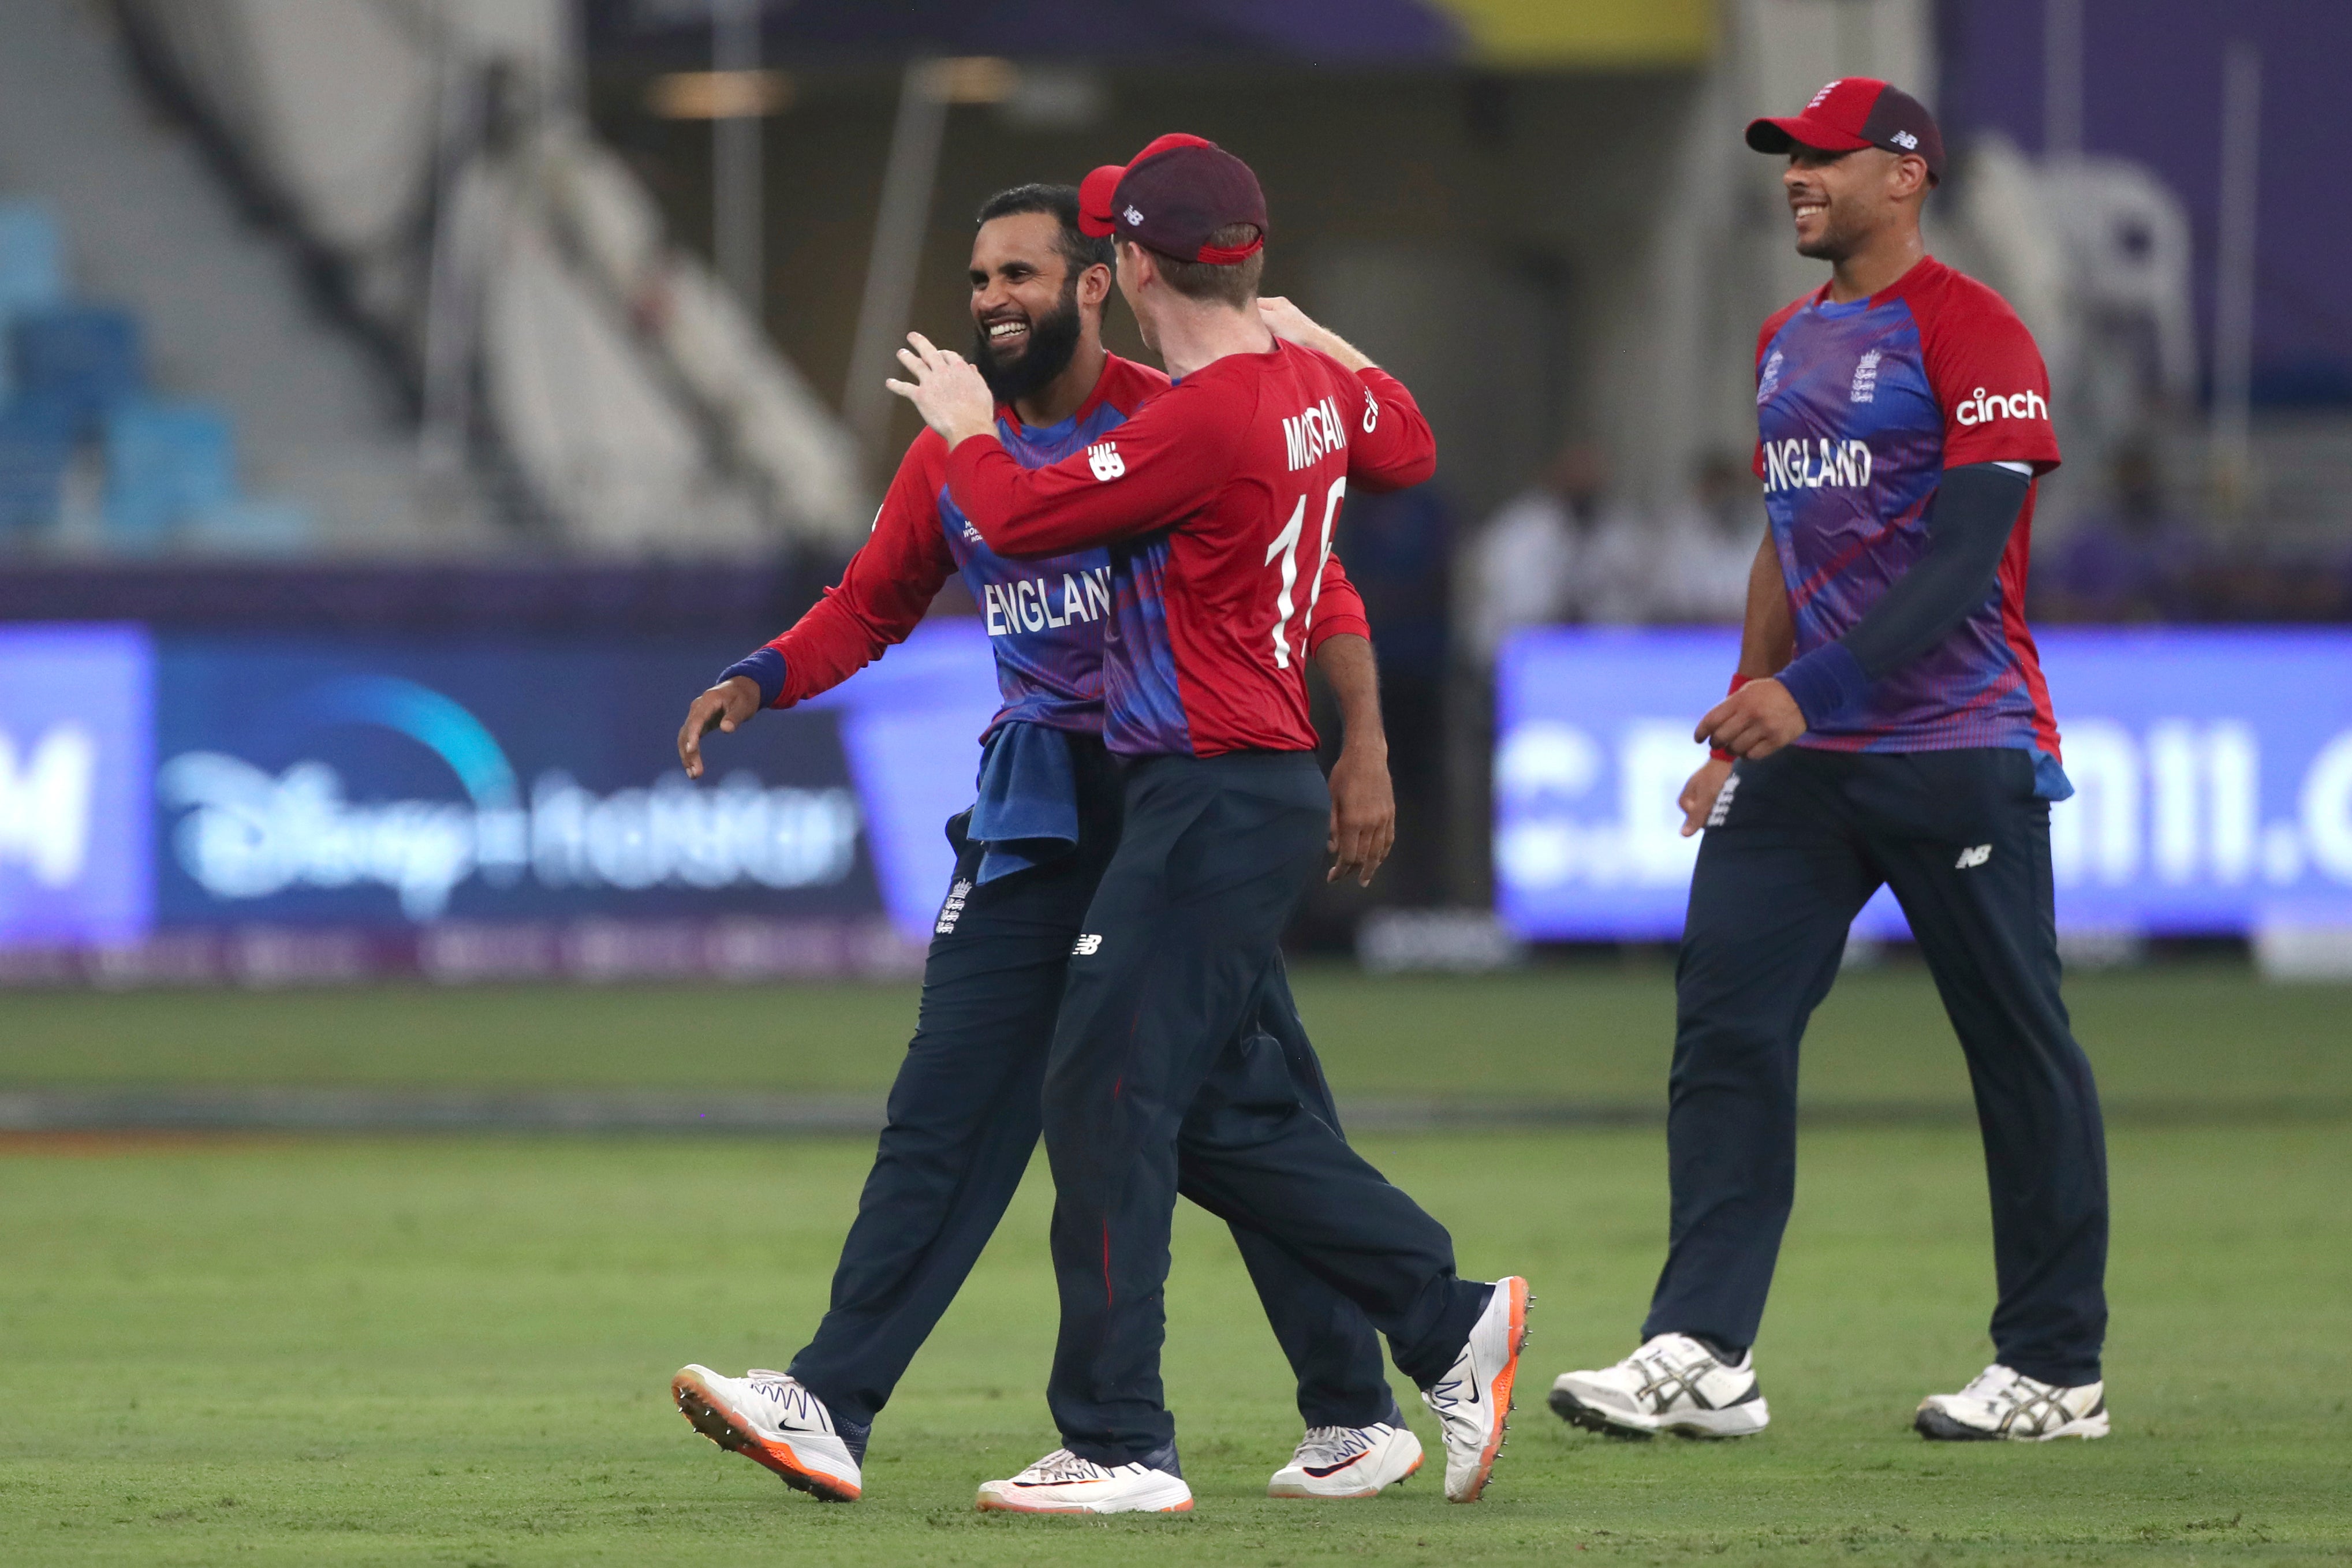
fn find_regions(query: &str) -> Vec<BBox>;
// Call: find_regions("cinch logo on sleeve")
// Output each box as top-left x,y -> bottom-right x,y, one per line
983,565 -> 1112,639
1761,436 -> 1873,493
1086,441 -> 1125,480
1283,395 -> 1349,472
1954,386 -> 2049,426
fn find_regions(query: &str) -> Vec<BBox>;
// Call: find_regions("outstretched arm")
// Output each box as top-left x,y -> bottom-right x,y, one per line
1259,297 -> 1437,494
678,440 -> 955,777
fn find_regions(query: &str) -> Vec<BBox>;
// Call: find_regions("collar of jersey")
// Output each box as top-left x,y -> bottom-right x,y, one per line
1169,338 -> 1288,389
998,353 -> 1132,444
1807,254 -> 1942,319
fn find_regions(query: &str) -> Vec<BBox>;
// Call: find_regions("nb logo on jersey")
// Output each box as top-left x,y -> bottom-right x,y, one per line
1757,349 -> 1784,405
1955,386 -> 2049,427
1071,934 -> 1103,956
1955,843 -> 1993,869
1361,388 -> 1379,433
1087,441 -> 1125,481
1761,436 -> 1873,493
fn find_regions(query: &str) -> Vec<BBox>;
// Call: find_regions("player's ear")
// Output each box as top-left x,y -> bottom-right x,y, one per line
1077,261 -> 1112,309
1892,152 -> 1930,201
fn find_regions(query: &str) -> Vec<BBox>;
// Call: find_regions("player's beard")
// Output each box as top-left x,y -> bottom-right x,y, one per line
1794,199 -> 1858,263
973,279 -> 1084,406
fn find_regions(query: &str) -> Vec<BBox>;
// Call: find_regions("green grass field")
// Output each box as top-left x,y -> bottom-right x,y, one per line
3,964 -> 2350,1565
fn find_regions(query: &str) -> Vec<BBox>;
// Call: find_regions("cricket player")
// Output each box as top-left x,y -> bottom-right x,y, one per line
889,135 -> 1529,1514
1550,80 -> 2110,1444
669,185 -> 1425,1505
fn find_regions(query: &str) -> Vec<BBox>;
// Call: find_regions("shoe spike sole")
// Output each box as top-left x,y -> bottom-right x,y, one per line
672,1371 -> 859,1503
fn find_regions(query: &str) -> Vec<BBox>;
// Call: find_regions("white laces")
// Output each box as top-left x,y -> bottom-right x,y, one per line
1293,1424 -> 1379,1467
1014,1448 -> 1111,1484
1958,1364 -> 2023,1402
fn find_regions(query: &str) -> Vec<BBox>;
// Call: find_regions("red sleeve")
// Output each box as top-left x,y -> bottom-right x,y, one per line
1342,365 -> 1436,493
1306,547 -> 1371,654
943,379 -> 1241,557
764,435 -> 955,705
1923,282 -> 2062,473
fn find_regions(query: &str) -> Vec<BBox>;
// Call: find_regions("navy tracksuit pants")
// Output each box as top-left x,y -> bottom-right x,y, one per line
1043,751 -> 1490,1468
1645,745 -> 2109,1386
786,734 -> 1399,1435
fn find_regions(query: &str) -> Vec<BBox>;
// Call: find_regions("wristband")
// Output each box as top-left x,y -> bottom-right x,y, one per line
719,648 -> 788,711
1710,673 -> 1754,763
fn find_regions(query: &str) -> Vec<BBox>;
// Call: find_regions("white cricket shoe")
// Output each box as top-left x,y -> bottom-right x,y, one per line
671,1365 -> 861,1501
1420,1275 -> 1530,1503
1267,1421 -> 1424,1499
1549,1332 -> 1769,1439
1916,1364 -> 2109,1441
974,1448 -> 1194,1514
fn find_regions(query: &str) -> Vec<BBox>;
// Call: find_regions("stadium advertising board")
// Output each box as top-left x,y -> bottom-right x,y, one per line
0,625 -> 152,947
0,622 -> 1003,980
1497,627 -> 2352,942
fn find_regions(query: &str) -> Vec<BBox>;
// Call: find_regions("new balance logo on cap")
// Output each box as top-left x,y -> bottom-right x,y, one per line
1072,934 -> 1103,955
1087,442 -> 1125,481
1123,204 -> 1144,226
1890,129 -> 1919,149
1956,843 -> 1992,869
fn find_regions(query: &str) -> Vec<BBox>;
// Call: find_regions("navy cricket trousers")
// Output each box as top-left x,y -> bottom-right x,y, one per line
787,734 -> 1397,1433
1645,745 -> 2109,1386
1042,751 -> 1490,1467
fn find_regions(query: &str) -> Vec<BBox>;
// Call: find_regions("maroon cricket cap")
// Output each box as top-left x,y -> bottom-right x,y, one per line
1746,77 -> 1945,183
1078,133 -> 1267,264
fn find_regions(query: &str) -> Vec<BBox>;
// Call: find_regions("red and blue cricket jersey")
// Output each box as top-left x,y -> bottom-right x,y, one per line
1754,256 -> 2064,764
944,341 -> 1434,757
748,353 -> 1367,741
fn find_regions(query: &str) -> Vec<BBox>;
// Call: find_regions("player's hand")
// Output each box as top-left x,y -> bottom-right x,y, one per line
1678,756 -> 1735,837
1694,677 -> 1806,760
677,676 -> 761,779
1257,297 -> 1372,371
1326,740 -> 1395,887
883,332 -> 996,447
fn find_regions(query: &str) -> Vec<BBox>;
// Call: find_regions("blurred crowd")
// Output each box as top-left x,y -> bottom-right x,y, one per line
2033,443 -> 2352,624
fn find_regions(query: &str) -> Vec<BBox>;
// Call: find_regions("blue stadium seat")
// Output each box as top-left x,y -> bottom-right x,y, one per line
0,201 -> 65,398
104,397 -> 236,543
0,394 -> 73,535
13,305 -> 143,436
